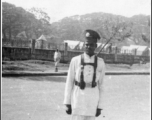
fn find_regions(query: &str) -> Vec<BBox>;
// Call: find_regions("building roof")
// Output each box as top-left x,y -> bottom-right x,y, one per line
64,40 -> 80,49
37,34 -> 47,41
16,31 -> 27,39
130,45 -> 148,51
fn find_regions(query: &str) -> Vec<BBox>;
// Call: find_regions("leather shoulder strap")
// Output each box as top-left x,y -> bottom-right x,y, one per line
92,55 -> 98,87
80,54 -> 84,82
81,54 -> 84,66
94,55 -> 97,69
80,54 -> 98,88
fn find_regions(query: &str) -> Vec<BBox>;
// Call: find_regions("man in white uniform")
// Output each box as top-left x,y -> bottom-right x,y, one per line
54,49 -> 61,72
63,29 -> 106,120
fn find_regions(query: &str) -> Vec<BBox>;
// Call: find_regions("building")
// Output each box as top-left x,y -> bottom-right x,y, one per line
120,45 -> 150,56
64,40 -> 84,50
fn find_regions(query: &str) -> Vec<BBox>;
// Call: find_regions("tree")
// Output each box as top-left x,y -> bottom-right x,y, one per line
141,34 -> 150,44
27,8 -> 52,37
2,2 -> 21,40
2,2 -> 52,40
90,16 -> 134,55
96,17 -> 133,49
2,2 -> 37,40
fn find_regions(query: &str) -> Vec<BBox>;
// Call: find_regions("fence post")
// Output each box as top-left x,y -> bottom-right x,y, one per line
31,39 -> 36,59
134,49 -> 137,55
131,55 -> 134,66
132,49 -> 137,65
64,42 -> 68,62
114,47 -> 118,63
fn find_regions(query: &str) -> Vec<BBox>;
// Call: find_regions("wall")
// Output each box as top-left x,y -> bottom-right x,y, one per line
2,39 -> 150,64
2,47 -> 150,65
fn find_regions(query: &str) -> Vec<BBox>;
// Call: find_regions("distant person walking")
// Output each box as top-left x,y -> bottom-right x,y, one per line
54,49 -> 61,72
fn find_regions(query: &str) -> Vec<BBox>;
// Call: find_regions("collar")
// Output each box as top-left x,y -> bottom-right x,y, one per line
83,52 -> 95,60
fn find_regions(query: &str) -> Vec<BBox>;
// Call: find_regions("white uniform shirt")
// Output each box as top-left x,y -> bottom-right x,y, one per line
54,51 -> 61,62
63,53 -> 105,116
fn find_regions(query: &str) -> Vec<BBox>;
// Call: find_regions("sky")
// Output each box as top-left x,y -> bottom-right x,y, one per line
2,0 -> 151,23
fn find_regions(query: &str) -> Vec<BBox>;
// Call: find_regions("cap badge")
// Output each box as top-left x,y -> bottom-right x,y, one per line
86,32 -> 90,37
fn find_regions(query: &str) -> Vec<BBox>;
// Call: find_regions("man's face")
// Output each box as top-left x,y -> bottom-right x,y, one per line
84,40 -> 97,56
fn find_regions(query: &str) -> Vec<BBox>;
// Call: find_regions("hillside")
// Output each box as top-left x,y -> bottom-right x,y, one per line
50,13 -> 150,47
2,2 -> 150,47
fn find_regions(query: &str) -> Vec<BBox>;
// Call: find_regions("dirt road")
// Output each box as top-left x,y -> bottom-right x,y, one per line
2,75 -> 150,120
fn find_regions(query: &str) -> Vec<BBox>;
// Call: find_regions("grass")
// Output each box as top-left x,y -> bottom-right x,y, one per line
2,75 -> 150,120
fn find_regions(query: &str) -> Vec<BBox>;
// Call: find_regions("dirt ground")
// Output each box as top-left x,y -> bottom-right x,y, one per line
2,75 -> 150,120
2,60 -> 150,120
2,60 -> 150,72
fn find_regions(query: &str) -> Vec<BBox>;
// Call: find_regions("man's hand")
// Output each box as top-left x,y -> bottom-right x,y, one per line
65,104 -> 72,114
96,108 -> 102,117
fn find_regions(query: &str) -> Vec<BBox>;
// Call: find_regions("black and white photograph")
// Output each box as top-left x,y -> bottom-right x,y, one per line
1,0 -> 151,120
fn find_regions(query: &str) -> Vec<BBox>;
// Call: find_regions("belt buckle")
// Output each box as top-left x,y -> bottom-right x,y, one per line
86,82 -> 92,88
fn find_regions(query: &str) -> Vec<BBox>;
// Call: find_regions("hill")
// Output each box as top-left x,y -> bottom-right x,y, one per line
50,13 -> 150,47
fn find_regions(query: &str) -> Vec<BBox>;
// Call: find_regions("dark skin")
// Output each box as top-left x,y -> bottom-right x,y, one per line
65,39 -> 102,116
84,40 -> 97,57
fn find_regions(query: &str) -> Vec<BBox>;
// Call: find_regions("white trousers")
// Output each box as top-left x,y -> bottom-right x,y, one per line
71,115 -> 95,120
55,59 -> 60,67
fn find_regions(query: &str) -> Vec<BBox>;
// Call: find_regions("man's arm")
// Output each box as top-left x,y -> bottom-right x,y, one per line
63,58 -> 75,105
97,59 -> 106,109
